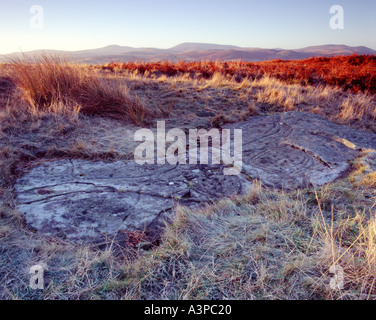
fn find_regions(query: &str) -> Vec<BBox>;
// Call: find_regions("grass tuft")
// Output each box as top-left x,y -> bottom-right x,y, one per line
8,55 -> 147,124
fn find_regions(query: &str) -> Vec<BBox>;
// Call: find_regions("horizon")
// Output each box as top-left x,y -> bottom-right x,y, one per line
2,41 -> 376,56
0,0 -> 375,55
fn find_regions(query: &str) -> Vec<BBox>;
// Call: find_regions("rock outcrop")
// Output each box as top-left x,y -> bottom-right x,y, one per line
224,112 -> 376,188
15,112 -> 376,242
15,160 -> 251,242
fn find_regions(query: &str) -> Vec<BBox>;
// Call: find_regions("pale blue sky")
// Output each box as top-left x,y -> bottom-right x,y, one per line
0,0 -> 375,54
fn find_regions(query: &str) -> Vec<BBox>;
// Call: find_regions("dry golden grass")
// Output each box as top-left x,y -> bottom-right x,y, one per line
94,60 -> 376,132
361,172 -> 376,187
311,198 -> 376,299
7,55 -> 147,124
98,171 -> 375,300
339,94 -> 376,123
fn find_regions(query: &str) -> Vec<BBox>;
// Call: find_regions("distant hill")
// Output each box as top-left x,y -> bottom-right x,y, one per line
1,43 -> 375,64
294,44 -> 376,55
170,43 -> 241,53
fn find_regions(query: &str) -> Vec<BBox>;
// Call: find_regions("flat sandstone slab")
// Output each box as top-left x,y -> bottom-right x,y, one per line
16,160 -> 251,243
15,112 -> 376,243
224,112 -> 376,188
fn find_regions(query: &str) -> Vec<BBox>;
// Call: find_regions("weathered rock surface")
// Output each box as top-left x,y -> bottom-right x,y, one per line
15,160 -> 251,243
224,112 -> 376,189
15,111 -> 376,243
